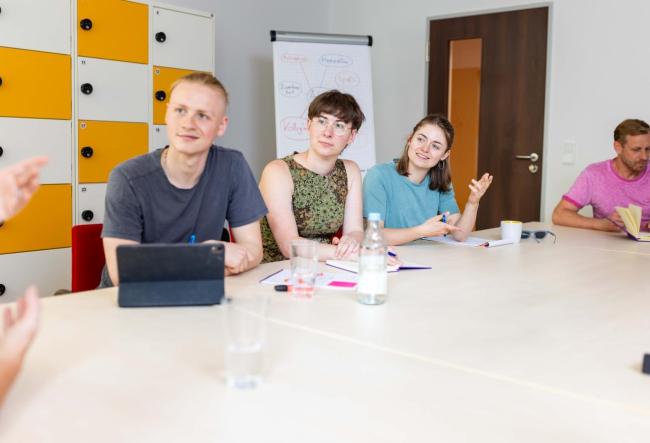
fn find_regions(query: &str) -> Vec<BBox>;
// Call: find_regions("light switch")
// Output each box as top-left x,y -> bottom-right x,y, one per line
562,140 -> 576,165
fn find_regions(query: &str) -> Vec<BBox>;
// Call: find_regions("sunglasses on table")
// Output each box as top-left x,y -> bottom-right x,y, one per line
521,230 -> 556,243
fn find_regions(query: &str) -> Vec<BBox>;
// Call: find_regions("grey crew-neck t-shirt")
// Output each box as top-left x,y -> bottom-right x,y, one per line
100,145 -> 267,287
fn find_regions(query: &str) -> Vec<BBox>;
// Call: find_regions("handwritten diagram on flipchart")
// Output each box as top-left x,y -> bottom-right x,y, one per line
272,41 -> 376,171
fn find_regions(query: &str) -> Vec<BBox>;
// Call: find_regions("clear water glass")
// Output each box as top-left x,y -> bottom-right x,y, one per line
223,294 -> 267,389
290,239 -> 318,297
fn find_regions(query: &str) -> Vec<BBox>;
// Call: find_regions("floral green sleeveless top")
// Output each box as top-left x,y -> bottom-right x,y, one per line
261,154 -> 348,263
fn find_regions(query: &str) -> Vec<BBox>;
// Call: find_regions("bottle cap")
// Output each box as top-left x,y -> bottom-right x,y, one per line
368,212 -> 381,221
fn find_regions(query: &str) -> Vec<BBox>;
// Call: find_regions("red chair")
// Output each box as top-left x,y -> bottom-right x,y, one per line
71,224 -> 105,292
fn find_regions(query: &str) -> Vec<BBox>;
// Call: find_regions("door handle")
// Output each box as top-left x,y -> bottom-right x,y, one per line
155,90 -> 167,101
0,146 -> 3,157
81,146 -> 94,158
155,32 -> 167,43
515,152 -> 539,163
0,284 -> 5,296
81,210 -> 94,222
81,83 -> 93,95
80,18 -> 93,31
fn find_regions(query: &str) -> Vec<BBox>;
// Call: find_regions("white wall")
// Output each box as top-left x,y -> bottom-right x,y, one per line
159,0 -> 331,176
161,0 -> 650,223
327,0 -> 650,222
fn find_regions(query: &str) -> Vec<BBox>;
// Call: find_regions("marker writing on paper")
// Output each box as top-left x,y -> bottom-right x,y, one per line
189,234 -> 197,244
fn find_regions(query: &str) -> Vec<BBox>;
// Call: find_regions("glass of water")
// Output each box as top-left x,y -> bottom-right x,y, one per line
290,239 -> 318,297
223,293 -> 267,389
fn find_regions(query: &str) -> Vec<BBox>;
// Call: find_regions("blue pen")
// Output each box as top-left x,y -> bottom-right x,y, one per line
189,234 -> 196,244
441,213 -> 448,236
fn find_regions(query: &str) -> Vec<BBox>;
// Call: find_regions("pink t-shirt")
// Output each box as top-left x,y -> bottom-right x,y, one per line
563,159 -> 650,227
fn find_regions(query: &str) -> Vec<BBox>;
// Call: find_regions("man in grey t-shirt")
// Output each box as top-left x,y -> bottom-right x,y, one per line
101,73 -> 267,287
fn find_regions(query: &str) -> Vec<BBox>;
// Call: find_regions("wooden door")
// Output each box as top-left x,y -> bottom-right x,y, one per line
428,7 -> 548,228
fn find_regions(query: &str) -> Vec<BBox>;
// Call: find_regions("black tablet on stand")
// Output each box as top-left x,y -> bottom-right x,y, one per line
116,243 -> 225,307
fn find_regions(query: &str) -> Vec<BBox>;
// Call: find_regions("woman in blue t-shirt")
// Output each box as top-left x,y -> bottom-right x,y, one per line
363,114 -> 493,245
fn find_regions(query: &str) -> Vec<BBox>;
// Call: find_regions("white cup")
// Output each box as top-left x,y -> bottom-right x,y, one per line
501,220 -> 523,243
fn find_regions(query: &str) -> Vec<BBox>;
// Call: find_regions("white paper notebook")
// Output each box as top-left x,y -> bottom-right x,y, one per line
422,236 -> 514,247
326,259 -> 431,274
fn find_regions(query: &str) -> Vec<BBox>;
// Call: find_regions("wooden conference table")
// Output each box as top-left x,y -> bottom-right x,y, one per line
1,224 -> 649,442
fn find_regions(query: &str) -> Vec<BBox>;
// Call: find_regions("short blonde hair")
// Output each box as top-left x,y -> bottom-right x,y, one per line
169,72 -> 229,105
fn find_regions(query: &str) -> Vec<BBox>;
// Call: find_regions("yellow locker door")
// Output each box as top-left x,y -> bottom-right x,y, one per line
152,66 -> 198,125
0,48 -> 71,119
77,0 -> 148,64
0,185 -> 72,254
78,121 -> 148,183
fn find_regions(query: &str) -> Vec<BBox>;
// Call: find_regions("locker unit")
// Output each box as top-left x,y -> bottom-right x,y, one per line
152,66 -> 196,125
0,249 -> 71,303
77,0 -> 148,64
0,0 -> 71,55
1,0 -> 215,300
0,1 -> 73,300
77,184 -> 107,225
0,185 -> 72,254
78,58 -> 149,123
0,47 -> 71,120
152,6 -> 214,72
0,118 -> 72,184
78,121 -> 148,184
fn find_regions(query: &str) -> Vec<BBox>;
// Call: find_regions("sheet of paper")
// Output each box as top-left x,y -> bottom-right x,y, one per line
259,269 -> 358,290
422,235 -> 489,247
326,260 -> 430,273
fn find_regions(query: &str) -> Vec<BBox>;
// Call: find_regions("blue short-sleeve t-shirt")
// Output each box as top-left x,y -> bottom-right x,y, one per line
363,161 -> 459,228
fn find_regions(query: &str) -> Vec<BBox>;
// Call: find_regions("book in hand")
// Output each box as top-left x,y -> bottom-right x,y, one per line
326,259 -> 431,273
615,204 -> 650,242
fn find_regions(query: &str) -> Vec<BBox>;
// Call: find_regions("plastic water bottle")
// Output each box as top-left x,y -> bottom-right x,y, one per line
357,212 -> 387,305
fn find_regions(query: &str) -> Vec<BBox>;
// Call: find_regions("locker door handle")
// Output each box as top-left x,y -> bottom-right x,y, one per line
0,284 -> 5,296
81,146 -> 94,158
0,76 -> 3,87
0,146 -> 3,157
81,83 -> 93,95
155,32 -> 167,43
80,18 -> 93,31
81,210 -> 94,222
155,90 -> 167,101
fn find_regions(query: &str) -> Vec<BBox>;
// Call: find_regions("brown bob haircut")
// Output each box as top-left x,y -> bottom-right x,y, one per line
396,114 -> 455,192
614,119 -> 649,144
307,90 -> 365,131
169,72 -> 229,105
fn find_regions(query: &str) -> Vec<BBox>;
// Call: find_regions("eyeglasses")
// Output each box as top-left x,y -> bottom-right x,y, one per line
312,116 -> 351,136
521,230 -> 556,243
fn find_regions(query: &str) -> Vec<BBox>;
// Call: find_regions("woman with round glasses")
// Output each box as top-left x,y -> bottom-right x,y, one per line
259,90 -> 365,262
363,114 -> 493,245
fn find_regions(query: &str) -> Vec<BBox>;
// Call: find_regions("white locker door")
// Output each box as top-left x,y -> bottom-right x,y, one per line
77,183 -> 106,225
0,0 -> 71,55
0,118 -> 72,184
152,7 -> 214,72
151,125 -> 169,151
0,249 -> 71,303
77,58 -> 148,122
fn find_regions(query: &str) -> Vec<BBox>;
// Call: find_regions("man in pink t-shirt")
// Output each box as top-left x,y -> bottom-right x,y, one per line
552,118 -> 650,232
